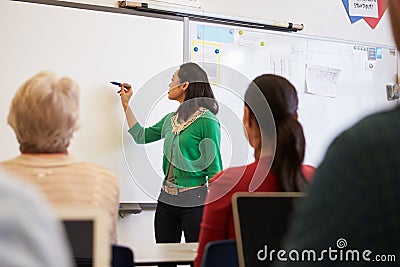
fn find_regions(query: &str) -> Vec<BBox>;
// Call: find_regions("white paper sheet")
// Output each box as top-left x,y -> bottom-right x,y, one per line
349,0 -> 379,18
305,65 -> 341,97
270,53 -> 295,82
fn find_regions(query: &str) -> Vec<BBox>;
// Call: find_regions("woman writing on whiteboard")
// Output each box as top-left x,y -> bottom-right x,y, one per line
119,63 -> 222,254
194,74 -> 314,267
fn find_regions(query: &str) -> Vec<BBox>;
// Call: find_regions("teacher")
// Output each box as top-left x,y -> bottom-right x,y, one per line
119,63 -> 222,251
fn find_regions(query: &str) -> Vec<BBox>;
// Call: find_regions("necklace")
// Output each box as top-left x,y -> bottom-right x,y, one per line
171,107 -> 207,134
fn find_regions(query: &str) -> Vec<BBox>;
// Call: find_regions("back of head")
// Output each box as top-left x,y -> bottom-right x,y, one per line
176,62 -> 218,120
178,62 -> 210,85
8,71 -> 80,153
245,74 -> 307,191
388,0 -> 400,51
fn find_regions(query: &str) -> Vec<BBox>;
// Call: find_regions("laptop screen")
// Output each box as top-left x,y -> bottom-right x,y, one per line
62,220 -> 94,267
232,192 -> 305,267
56,207 -> 111,267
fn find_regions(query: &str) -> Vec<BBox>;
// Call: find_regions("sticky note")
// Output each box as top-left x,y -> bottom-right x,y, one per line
197,25 -> 234,43
368,47 -> 376,61
376,48 -> 382,59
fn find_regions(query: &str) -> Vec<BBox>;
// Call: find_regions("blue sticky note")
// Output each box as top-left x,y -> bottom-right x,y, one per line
342,0 -> 363,23
197,25 -> 234,43
376,48 -> 382,59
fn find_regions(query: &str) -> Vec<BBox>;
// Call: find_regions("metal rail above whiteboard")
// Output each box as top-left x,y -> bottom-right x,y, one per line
117,1 -> 304,33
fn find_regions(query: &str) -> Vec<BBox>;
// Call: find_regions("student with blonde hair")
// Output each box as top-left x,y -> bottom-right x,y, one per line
1,71 -> 119,243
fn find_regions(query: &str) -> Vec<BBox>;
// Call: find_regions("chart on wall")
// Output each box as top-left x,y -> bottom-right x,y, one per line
188,21 -> 398,166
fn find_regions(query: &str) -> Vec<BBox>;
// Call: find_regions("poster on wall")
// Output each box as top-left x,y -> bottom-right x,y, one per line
341,0 -> 387,29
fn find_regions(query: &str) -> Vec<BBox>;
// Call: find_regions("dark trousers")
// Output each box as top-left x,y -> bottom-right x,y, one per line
155,187 -> 207,267
155,200 -> 204,243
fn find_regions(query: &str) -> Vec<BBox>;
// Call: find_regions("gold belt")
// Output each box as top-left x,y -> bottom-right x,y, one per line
162,184 -> 201,195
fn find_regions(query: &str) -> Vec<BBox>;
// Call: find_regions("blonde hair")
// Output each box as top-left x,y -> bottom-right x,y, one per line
8,71 -> 80,153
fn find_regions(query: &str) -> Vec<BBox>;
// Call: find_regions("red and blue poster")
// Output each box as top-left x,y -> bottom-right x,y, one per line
342,0 -> 387,29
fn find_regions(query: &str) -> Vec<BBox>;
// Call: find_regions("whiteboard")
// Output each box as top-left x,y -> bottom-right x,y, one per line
0,1 -> 184,203
189,21 -> 398,167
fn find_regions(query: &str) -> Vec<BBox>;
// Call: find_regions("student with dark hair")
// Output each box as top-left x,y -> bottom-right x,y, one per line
194,74 -> 314,267
118,63 -> 222,259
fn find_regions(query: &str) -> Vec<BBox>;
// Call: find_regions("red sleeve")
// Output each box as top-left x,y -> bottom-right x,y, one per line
194,172 -> 233,267
302,164 -> 316,181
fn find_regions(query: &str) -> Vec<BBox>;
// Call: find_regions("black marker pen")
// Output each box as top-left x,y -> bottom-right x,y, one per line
110,81 -> 131,89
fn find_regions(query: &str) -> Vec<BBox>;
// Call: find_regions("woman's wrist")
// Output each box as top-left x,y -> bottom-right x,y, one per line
122,101 -> 129,111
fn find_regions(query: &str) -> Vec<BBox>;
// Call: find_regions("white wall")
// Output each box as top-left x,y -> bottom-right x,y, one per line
118,210 -> 156,248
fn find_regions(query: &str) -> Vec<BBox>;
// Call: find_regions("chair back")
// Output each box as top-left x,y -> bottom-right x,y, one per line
232,192 -> 305,267
56,207 -> 111,267
201,239 -> 239,267
112,245 -> 134,267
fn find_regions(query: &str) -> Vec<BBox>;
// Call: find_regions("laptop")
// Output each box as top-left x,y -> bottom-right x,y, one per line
232,192 -> 305,267
55,207 -> 111,267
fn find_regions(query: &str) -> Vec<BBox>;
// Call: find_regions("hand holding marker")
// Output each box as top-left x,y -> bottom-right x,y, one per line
111,81 -> 133,111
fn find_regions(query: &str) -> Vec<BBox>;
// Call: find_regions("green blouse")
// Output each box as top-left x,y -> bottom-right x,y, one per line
128,110 -> 223,187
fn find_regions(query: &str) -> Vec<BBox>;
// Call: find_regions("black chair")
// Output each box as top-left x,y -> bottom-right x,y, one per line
112,245 -> 134,267
232,192 -> 305,267
201,239 -> 239,267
